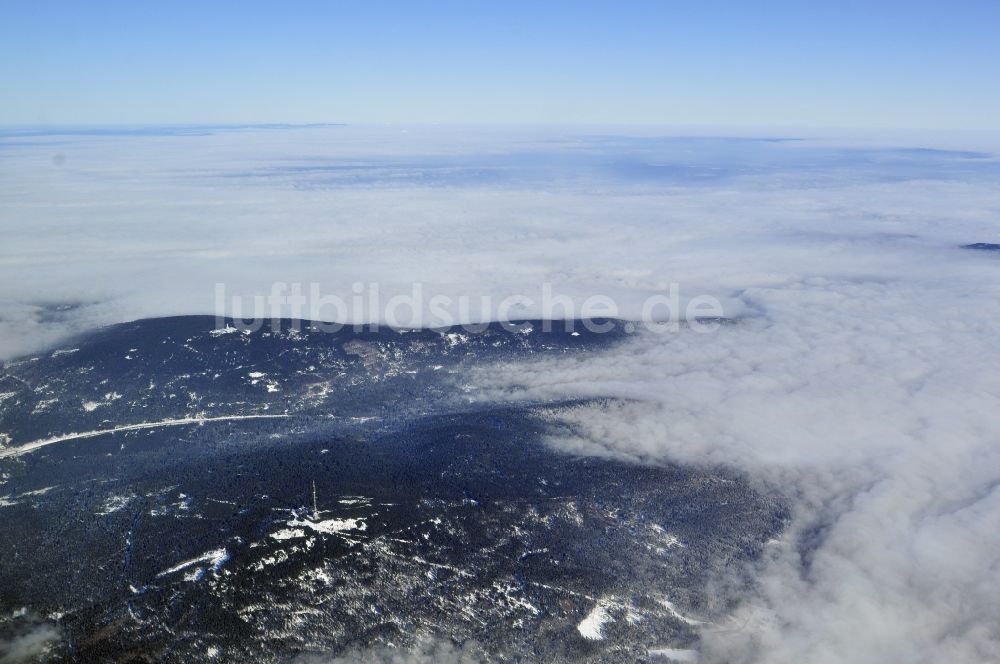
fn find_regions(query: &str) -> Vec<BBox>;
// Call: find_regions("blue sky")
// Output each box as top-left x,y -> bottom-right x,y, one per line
1,0 -> 999,128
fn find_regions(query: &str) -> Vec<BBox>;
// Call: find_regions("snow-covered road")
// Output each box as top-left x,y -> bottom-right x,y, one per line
0,414 -> 289,459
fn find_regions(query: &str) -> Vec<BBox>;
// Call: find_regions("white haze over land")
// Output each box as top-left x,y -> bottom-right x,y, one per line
2,125 -> 1000,662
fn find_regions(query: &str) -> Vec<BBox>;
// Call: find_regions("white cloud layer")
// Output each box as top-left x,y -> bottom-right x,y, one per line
2,125 -> 1000,661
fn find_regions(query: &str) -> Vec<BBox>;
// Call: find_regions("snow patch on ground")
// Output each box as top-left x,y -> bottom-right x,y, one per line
31,397 -> 58,414
306,382 -> 333,400
659,598 -> 702,626
300,566 -> 334,585
247,371 -> 280,392
157,547 -> 229,580
492,580 -> 540,616
209,325 -> 240,337
250,539 -> 316,571
270,528 -> 306,541
81,391 -> 122,412
577,600 -> 612,640
97,494 -> 132,515
651,524 -> 684,548
442,332 -> 469,347
288,515 -> 367,536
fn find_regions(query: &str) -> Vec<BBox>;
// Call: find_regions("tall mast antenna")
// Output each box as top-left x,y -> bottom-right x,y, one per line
312,479 -> 318,518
